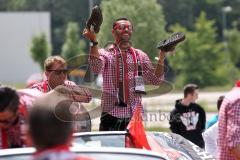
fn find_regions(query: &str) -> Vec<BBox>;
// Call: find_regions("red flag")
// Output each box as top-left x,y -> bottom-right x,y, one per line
127,106 -> 151,150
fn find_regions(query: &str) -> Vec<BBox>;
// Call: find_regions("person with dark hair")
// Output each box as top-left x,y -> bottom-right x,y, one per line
83,17 -> 171,131
202,95 -> 224,158
206,95 -> 224,129
169,83 -> 206,148
0,86 -> 22,148
29,100 -> 91,160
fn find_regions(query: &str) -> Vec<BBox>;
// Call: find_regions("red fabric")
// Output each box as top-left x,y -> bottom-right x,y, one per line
1,129 -> 8,148
127,106 -> 151,150
43,80 -> 48,93
235,80 -> 240,87
115,47 -> 137,104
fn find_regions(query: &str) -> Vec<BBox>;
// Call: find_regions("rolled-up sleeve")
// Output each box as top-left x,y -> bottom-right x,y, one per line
139,50 -> 164,85
88,49 -> 106,74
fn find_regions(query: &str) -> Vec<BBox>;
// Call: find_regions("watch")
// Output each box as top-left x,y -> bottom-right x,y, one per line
90,41 -> 98,47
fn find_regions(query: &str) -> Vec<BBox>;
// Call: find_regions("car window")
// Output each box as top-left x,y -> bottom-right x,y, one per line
74,135 -> 126,147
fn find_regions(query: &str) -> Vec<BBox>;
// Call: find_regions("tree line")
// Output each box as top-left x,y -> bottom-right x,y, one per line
1,0 -> 239,88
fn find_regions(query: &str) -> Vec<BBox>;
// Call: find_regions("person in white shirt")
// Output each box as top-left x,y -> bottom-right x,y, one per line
202,122 -> 218,157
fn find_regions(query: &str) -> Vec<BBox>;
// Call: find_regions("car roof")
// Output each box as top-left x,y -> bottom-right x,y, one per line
0,146 -> 170,159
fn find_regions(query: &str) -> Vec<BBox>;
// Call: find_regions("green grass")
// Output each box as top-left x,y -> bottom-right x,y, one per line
146,127 -> 170,132
2,83 -> 26,89
171,85 -> 231,93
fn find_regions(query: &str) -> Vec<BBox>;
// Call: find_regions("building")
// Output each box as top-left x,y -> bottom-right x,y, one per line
0,12 -> 50,85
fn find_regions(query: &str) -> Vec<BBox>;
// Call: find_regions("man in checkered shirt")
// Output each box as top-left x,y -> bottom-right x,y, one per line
30,56 -> 91,102
83,17 -> 171,131
218,80 -> 240,159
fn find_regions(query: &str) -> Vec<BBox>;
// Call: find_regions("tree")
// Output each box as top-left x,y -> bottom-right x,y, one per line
99,0 -> 166,60
2,0 -> 99,55
168,12 -> 238,88
61,22 -> 86,60
226,22 -> 240,68
30,32 -> 51,71
157,0 -> 240,42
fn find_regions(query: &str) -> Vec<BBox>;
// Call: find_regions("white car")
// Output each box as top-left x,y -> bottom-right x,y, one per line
0,147 -> 170,160
73,131 -> 216,160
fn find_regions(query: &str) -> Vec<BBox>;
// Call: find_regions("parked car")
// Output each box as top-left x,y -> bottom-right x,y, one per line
0,147 -> 170,160
73,131 -> 216,160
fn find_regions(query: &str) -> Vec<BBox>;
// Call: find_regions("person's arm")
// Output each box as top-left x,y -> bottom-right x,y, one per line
82,28 -> 99,58
54,85 -> 92,103
140,50 -> 164,85
202,123 -> 218,157
169,110 -> 180,134
141,49 -> 176,85
154,50 -> 165,78
227,100 -> 240,158
83,28 -> 105,74
200,106 -> 206,132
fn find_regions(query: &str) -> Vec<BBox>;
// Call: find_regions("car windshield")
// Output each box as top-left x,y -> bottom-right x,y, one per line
74,134 -> 126,147
79,153 -> 165,160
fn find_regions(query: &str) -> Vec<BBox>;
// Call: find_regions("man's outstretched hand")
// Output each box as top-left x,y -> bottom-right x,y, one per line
82,28 -> 96,42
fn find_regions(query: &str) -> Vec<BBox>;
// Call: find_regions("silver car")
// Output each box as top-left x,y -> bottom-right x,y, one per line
73,131 -> 216,160
0,147 -> 170,160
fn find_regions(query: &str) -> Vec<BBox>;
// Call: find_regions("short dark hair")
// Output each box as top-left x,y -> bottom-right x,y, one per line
0,87 -> 19,113
29,100 -> 74,150
112,17 -> 131,29
217,96 -> 224,111
183,84 -> 199,98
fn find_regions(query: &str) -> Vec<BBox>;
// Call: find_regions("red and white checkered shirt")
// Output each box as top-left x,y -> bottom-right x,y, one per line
89,46 -> 164,118
30,80 -> 92,103
30,80 -> 75,93
218,87 -> 240,160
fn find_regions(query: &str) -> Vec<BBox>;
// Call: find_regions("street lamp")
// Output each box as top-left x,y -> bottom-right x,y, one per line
222,6 -> 232,63
222,6 -> 232,42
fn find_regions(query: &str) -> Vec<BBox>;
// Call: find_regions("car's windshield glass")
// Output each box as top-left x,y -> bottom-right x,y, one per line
74,135 -> 126,147
78,153 -> 165,160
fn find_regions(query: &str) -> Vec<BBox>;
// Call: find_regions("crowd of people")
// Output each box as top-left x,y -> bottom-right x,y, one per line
0,17 -> 240,160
